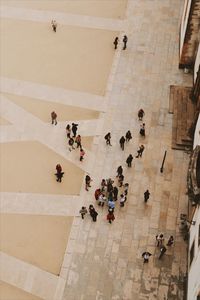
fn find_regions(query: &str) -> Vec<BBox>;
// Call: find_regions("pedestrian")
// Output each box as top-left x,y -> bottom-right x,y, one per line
156,234 -> 164,247
113,186 -> 118,201
79,206 -> 88,219
118,174 -> 124,187
98,193 -> 106,206
126,154 -> 133,167
91,208 -> 98,222
158,245 -> 167,259
125,130 -> 132,142
144,189 -> 150,202
66,124 -> 71,138
108,199 -> 115,211
85,175 -> 92,191
136,145 -> 145,158
138,109 -> 145,121
80,148 -> 85,161
107,180 -> 113,194
101,179 -> 107,191
119,136 -> 126,150
122,35 -> 128,50
75,135 -> 82,148
55,171 -> 64,182
51,20 -> 57,32
113,37 -> 119,49
119,193 -> 126,207
107,210 -> 115,224
51,111 -> 57,125
68,137 -> 75,151
167,236 -> 174,246
72,123 -> 78,137
56,164 -> 62,174
123,183 -> 129,196
104,132 -> 112,146
142,252 -> 152,263
116,166 -> 123,177
140,123 -> 145,137
95,188 -> 101,200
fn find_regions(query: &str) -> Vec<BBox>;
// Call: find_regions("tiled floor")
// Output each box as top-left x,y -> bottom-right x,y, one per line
0,0 -> 193,299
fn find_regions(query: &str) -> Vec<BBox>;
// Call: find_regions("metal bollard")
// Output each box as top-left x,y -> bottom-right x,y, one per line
160,150 -> 167,173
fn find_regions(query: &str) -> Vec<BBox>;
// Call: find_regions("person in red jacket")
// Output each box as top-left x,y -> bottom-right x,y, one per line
107,209 -> 115,224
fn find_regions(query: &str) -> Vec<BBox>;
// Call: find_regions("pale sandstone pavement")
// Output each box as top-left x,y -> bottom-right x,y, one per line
0,0 -> 193,299
62,1 -> 192,300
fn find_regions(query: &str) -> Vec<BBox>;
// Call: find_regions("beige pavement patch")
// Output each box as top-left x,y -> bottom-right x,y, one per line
4,93 -> 99,122
1,19 -> 117,95
0,141 -> 83,194
81,136 -> 93,150
1,0 -> 127,19
0,281 -> 42,300
0,116 -> 11,125
0,214 -> 73,275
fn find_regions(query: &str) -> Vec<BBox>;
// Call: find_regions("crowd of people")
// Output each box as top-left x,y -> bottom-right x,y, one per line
52,107 -> 174,262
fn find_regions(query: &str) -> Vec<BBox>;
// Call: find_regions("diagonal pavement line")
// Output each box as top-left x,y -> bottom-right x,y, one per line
0,252 -> 65,300
0,192 -> 81,216
1,95 -> 96,173
0,6 -> 125,31
0,77 -> 107,112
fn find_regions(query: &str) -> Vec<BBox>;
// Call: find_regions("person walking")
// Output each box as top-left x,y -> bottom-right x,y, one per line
167,236 -> 174,246
136,145 -> 145,158
123,183 -> 129,196
144,190 -> 150,202
108,199 -> 115,211
51,111 -> 57,125
125,130 -> 132,142
158,245 -> 167,259
79,206 -> 88,219
66,124 -> 71,138
138,109 -> 145,121
85,175 -> 92,191
107,210 -> 115,224
89,204 -> 98,221
156,234 -> 164,247
142,251 -> 152,263
101,179 -> 107,191
55,164 -> 64,182
51,20 -> 57,32
116,166 -> 123,177
80,148 -> 85,161
72,123 -> 78,137
68,137 -> 75,151
140,123 -> 145,137
104,132 -> 112,146
119,136 -> 126,150
122,35 -> 128,50
75,135 -> 82,148
119,193 -> 126,207
91,208 -> 98,222
98,193 -> 106,207
118,174 -> 124,187
113,37 -> 119,49
126,154 -> 133,167
56,164 -> 62,174
113,186 -> 118,201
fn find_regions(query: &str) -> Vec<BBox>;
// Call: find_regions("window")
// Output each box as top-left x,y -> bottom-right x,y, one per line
190,241 -> 195,266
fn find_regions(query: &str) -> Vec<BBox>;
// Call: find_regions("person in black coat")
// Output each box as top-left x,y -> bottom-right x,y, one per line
72,123 -> 78,137
119,136 -> 126,150
126,154 -> 133,167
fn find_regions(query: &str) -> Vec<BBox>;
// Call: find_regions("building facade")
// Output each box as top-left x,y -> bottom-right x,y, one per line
179,1 -> 200,299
